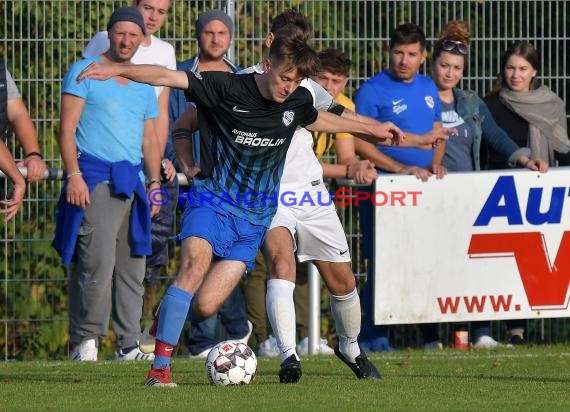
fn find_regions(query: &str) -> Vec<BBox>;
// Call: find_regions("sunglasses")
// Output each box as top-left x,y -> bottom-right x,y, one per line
441,40 -> 469,55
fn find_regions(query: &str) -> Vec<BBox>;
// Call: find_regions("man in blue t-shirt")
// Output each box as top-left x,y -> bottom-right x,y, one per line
54,7 -> 162,362
354,23 -> 452,353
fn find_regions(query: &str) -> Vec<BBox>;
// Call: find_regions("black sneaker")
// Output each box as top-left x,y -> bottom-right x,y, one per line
334,343 -> 381,380
279,355 -> 302,383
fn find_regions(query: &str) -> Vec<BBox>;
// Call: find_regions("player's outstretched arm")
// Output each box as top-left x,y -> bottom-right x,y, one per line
339,108 -> 453,149
405,128 -> 455,149
307,111 -> 404,145
77,62 -> 189,90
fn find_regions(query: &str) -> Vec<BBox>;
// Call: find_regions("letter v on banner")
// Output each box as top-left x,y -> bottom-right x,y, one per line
468,232 -> 570,310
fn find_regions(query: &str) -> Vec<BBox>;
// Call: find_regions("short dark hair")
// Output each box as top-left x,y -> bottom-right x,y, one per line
317,48 -> 351,77
270,9 -> 312,42
389,23 -> 427,51
268,27 -> 319,78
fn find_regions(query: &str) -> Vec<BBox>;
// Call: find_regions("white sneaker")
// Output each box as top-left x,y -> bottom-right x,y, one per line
115,344 -> 155,361
237,321 -> 253,345
473,335 -> 499,349
187,347 -> 211,359
296,337 -> 335,356
71,338 -> 98,361
424,340 -> 443,351
139,323 -> 156,354
318,338 -> 335,355
257,336 -> 279,357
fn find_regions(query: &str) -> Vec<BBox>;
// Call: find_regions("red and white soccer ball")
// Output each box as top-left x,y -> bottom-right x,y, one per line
205,340 -> 257,386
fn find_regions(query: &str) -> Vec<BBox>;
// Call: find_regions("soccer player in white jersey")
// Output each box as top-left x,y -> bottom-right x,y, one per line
241,11 -> 450,382
169,11 -> 445,383
161,11 -> 447,383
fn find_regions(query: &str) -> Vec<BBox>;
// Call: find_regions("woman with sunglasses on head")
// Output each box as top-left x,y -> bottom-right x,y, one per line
431,21 -> 548,348
483,40 -> 569,346
432,21 -> 547,174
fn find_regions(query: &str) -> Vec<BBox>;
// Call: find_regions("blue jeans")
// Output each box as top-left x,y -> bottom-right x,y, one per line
187,285 -> 249,354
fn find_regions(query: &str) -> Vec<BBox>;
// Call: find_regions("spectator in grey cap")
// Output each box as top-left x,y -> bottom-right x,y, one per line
195,9 -> 234,39
56,3 -> 162,362
107,6 -> 146,35
82,1 -> 177,303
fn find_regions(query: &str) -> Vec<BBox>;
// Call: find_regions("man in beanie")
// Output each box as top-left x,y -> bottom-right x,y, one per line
83,1 -> 177,302
153,8 -> 251,360
54,6 -> 162,362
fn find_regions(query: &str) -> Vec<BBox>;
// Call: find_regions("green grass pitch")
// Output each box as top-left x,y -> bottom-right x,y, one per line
1,346 -> 569,411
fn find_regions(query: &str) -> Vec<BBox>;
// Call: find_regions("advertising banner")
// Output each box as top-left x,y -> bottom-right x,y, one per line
373,169 -> 570,325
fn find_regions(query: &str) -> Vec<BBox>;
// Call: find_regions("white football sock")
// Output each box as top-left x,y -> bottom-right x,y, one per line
330,288 -> 361,363
266,279 -> 298,363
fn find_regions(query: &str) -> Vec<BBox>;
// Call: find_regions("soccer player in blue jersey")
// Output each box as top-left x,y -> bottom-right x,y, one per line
79,28 -> 401,386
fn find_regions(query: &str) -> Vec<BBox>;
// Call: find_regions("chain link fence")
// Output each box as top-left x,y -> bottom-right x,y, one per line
1,0 -> 569,359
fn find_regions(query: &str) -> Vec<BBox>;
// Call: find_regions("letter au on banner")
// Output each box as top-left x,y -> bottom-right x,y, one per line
372,168 -> 570,325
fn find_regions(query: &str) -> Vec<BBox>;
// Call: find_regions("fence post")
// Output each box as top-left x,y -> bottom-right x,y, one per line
307,262 -> 320,355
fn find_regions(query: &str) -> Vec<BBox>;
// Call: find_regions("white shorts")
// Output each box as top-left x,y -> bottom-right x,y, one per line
269,184 -> 351,263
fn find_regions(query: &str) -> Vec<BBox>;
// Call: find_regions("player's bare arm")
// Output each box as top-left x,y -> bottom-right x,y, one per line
307,111 -> 404,145
414,127 -> 455,149
77,62 -> 189,90
340,108 -> 453,148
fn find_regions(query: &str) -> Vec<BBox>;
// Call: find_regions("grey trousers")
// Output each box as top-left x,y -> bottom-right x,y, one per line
68,183 -> 145,349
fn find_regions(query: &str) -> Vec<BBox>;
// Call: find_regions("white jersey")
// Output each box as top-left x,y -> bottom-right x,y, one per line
82,31 -> 176,98
279,78 -> 340,192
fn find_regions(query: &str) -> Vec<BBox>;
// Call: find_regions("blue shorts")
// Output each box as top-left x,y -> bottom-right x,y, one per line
177,204 -> 266,270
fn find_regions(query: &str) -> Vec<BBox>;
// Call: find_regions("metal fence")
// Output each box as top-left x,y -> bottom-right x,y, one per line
1,0 -> 569,360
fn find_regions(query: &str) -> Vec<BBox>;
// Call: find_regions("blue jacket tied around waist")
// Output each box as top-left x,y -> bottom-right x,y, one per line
52,152 -> 152,264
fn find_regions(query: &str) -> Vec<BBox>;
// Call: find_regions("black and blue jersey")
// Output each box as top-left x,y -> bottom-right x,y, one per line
184,71 -> 318,227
